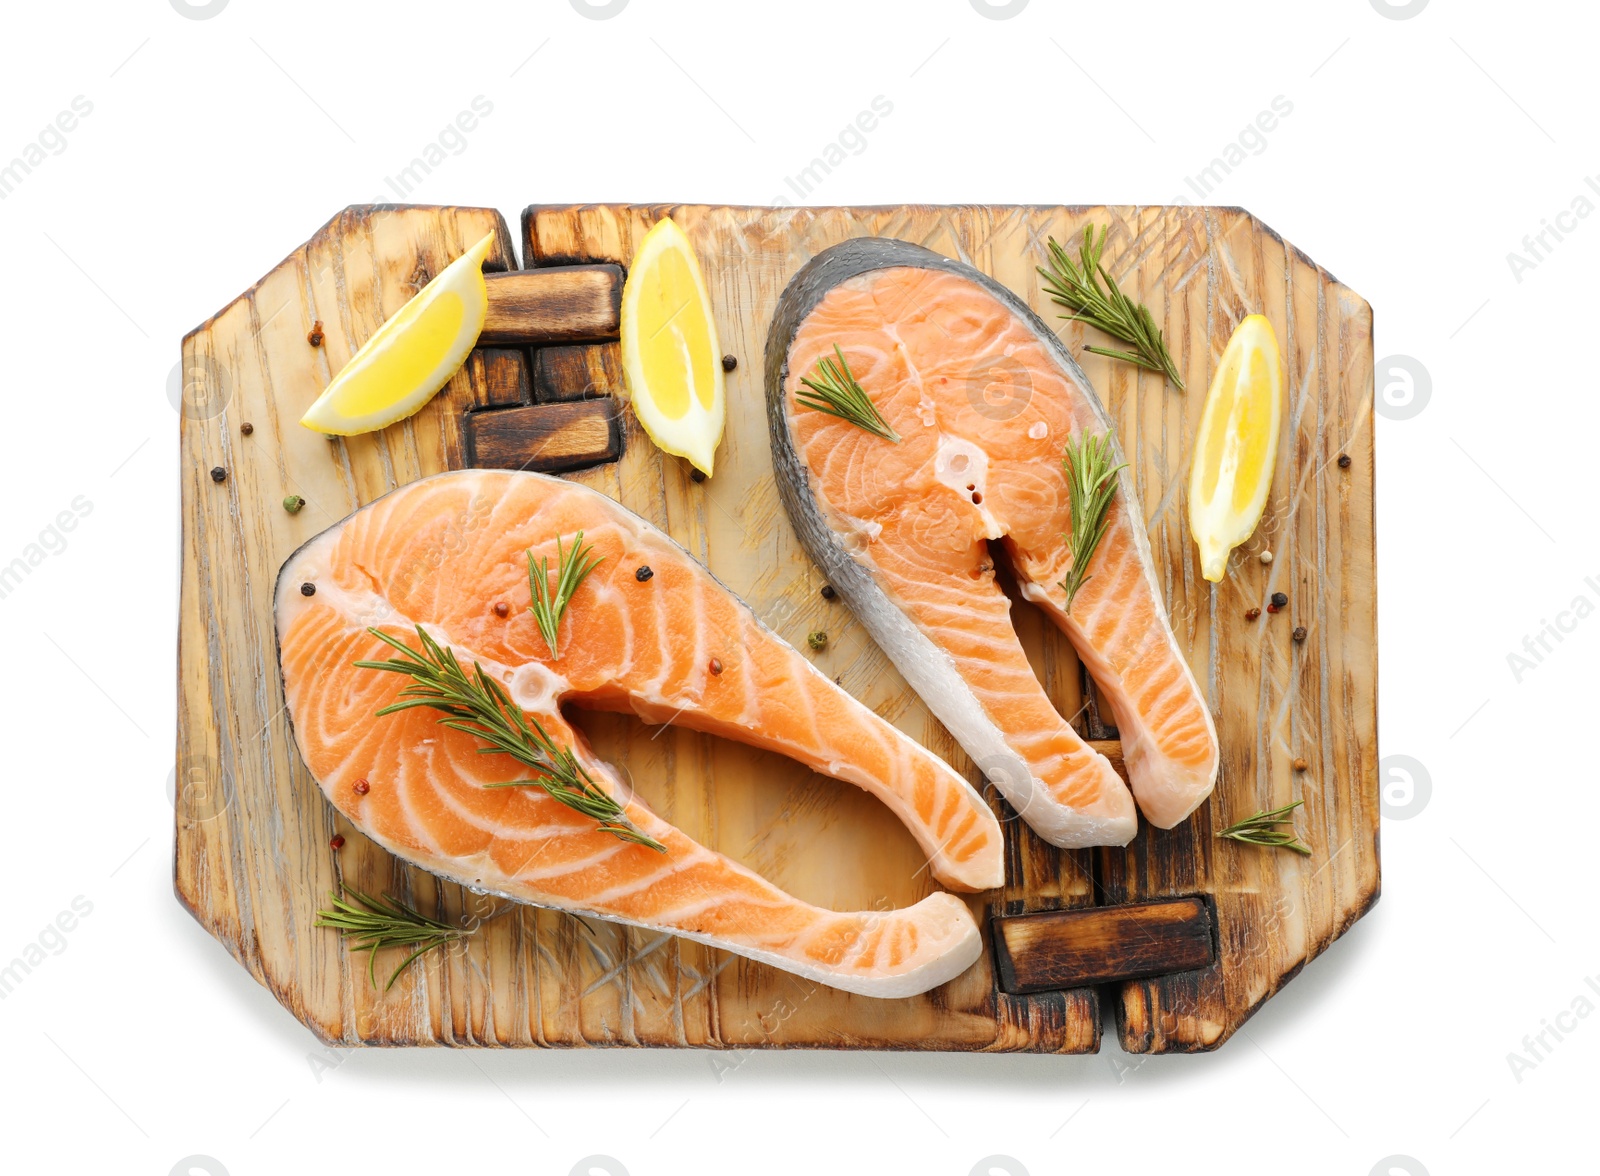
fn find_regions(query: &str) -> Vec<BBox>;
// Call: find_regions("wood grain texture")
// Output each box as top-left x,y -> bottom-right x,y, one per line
465,398 -> 621,472
534,343 -> 622,402
176,202 -> 1375,1054
993,897 -> 1214,994
466,347 -> 532,408
481,265 -> 621,345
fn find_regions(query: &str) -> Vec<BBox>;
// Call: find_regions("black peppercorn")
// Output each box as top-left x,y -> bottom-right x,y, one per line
1271,591 -> 1288,608
1293,625 -> 1307,642
1337,454 -> 1352,469
690,468 -> 706,483
210,466 -> 226,483
721,354 -> 737,372
300,582 -> 316,597
240,422 -> 254,436
636,565 -> 654,582
821,585 -> 837,600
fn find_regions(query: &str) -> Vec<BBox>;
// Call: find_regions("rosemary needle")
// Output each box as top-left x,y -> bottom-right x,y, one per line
1216,800 -> 1312,855
527,532 -> 604,660
1058,429 -> 1128,612
795,345 -> 900,442
314,887 -> 471,993
355,626 -> 664,851
1038,225 -> 1185,390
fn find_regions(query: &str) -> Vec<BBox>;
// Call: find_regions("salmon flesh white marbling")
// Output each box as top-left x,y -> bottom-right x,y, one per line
766,239 -> 1219,848
274,469 -> 1004,998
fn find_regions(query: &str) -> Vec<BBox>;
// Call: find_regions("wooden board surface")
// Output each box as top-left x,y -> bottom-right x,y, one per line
175,202 -> 1377,1052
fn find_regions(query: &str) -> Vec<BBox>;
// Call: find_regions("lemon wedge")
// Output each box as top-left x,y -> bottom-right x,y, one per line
619,217 -> 726,476
299,231 -> 494,436
1188,314 -> 1283,582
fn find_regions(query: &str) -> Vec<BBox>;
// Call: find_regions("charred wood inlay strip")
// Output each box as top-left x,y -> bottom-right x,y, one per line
992,897 -> 1215,994
465,399 -> 621,473
481,266 -> 622,346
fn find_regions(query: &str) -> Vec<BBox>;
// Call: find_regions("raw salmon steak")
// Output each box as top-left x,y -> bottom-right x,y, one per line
767,239 -> 1219,848
275,469 -> 1003,998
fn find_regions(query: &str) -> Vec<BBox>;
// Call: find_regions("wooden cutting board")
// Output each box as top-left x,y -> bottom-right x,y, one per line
175,202 -> 1377,1053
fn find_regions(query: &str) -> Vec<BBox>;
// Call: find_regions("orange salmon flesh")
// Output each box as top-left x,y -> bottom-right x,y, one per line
275,470 -> 1003,998
780,259 -> 1219,846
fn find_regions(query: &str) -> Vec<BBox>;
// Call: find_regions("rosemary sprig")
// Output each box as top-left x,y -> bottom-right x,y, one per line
527,532 -> 603,660
1038,225 -> 1185,390
314,887 -> 471,993
1216,800 -> 1312,855
795,345 -> 901,442
355,626 -> 664,851
1058,429 -> 1129,612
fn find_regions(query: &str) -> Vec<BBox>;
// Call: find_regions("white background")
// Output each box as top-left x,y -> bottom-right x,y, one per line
0,1 -> 1593,1173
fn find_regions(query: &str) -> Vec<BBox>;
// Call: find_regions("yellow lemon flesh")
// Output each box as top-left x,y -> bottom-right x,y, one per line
299,231 -> 495,436
619,217 -> 726,476
1188,314 -> 1283,582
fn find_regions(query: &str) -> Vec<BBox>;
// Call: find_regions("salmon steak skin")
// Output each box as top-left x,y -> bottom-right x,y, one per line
766,238 -> 1219,848
274,469 -> 1004,998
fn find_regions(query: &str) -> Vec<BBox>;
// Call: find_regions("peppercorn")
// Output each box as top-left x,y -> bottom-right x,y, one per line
493,602 -> 509,618
1245,607 -> 1261,621
1271,591 -> 1288,608
330,834 -> 345,849
1293,625 -> 1307,642
1259,550 -> 1273,565
353,779 -> 370,795
721,354 -> 737,372
308,320 -> 325,347
690,468 -> 706,483
240,422 -> 254,436
821,585 -> 837,600
210,466 -> 227,482
1337,454 -> 1351,469
636,565 -> 654,582
807,630 -> 828,651
283,495 -> 305,514
1292,758 -> 1308,772
300,582 -> 316,597
709,657 -> 723,675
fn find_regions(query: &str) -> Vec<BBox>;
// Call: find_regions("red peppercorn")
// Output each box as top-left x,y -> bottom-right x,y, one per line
330,835 -> 345,850
1266,603 -> 1280,614
353,779 -> 370,795
493,602 -> 509,618
709,657 -> 723,675
308,320 -> 325,347
1245,607 -> 1261,621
